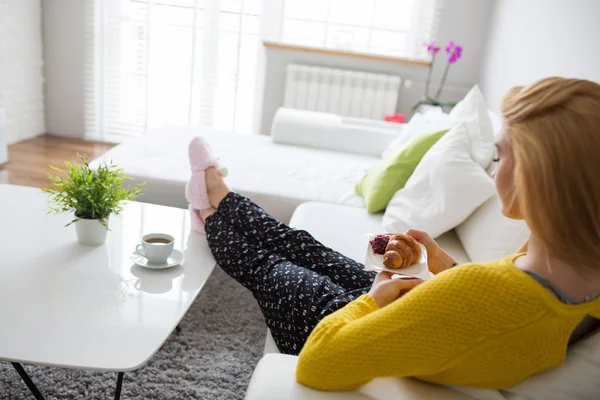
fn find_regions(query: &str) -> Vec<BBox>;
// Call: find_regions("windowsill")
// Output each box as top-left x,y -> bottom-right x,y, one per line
263,41 -> 431,67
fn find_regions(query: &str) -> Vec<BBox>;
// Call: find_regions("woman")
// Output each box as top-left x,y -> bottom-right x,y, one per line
192,77 -> 600,391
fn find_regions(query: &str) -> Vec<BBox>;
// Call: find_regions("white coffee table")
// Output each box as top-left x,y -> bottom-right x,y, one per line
0,184 -> 217,399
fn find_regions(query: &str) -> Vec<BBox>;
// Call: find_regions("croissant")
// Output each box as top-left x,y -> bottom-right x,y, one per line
385,240 -> 413,268
391,234 -> 422,262
383,250 -> 404,269
382,235 -> 421,269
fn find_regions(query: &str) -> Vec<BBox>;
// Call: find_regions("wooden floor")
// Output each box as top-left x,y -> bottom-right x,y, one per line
0,134 -> 116,188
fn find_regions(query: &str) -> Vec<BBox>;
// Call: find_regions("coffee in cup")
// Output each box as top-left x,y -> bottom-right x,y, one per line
136,233 -> 174,264
145,238 -> 172,244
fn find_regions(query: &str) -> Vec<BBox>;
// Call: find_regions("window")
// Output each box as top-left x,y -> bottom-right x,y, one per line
84,0 -> 442,141
263,0 -> 444,61
85,0 -> 262,140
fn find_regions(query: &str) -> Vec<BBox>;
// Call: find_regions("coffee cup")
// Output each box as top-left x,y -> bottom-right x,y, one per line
136,233 -> 174,264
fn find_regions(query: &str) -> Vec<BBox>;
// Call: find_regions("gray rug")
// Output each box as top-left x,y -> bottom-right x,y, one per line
0,267 -> 266,399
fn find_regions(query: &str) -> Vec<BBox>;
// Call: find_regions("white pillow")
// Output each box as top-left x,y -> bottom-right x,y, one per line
271,107 -> 400,157
488,109 -> 504,138
381,110 -> 453,158
382,121 -> 496,238
449,85 -> 496,169
455,194 -> 530,262
502,332 -> 600,400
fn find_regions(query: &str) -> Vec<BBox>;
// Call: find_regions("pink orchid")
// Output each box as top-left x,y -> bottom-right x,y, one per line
417,39 -> 465,107
446,41 -> 463,64
424,41 -> 440,54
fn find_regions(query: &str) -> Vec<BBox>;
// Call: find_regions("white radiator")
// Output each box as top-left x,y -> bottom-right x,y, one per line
283,64 -> 401,119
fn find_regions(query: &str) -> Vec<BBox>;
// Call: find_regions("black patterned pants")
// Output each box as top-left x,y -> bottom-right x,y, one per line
205,192 -> 376,355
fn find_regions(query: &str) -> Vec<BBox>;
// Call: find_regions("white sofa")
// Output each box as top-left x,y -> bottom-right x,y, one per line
92,108 -> 403,223
241,110 -> 538,400
245,202 -> 497,400
93,108 -> 542,399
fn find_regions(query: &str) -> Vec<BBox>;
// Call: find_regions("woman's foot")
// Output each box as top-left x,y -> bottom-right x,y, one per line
206,167 -> 232,208
188,170 -> 229,234
186,137 -> 226,234
186,137 -> 220,210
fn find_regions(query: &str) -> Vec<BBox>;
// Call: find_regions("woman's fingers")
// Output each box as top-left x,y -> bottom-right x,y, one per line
369,274 -> 424,307
372,270 -> 394,285
406,229 -> 437,253
391,277 -> 424,291
405,228 -> 430,243
381,277 -> 423,294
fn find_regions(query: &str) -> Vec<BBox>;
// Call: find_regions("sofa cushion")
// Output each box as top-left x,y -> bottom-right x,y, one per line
245,354 -> 474,400
290,202 -> 470,265
448,85 -> 496,169
290,202 -> 383,262
455,194 -> 530,263
382,122 -> 496,239
488,110 -> 504,137
381,110 -> 454,158
356,128 -> 449,213
264,330 -> 279,354
272,108 -> 402,157
91,126 -> 377,222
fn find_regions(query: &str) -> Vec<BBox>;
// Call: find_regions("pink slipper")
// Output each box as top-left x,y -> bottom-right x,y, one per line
185,137 -> 227,234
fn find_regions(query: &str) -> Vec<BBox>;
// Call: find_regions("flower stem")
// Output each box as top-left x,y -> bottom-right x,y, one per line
425,53 -> 435,99
434,62 -> 451,100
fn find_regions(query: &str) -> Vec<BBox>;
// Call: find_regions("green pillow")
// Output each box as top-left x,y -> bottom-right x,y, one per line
356,129 -> 449,213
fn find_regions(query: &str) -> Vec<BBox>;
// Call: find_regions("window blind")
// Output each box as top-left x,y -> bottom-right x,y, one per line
84,0 -> 262,140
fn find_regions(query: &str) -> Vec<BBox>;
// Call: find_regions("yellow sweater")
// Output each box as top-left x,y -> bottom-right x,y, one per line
296,255 -> 600,391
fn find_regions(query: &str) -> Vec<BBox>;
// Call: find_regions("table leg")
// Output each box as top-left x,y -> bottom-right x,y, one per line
114,372 -> 124,400
11,362 -> 46,400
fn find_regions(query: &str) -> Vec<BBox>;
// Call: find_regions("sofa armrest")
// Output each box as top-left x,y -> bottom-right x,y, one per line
271,108 -> 403,157
244,354 -> 475,400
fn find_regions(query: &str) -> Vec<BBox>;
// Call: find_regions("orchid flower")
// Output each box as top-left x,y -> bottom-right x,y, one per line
445,41 -> 463,64
419,40 -> 464,103
425,41 -> 441,54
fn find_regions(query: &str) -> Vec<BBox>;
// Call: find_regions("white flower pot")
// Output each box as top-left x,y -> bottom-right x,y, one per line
75,217 -> 109,246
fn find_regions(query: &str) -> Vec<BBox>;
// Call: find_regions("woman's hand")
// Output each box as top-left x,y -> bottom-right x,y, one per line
368,271 -> 423,308
406,229 -> 457,275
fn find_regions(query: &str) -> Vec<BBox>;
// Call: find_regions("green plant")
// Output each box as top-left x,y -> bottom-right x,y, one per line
42,155 -> 144,228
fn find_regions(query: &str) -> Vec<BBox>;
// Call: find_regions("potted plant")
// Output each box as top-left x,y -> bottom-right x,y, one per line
412,40 -> 464,113
42,155 -> 144,246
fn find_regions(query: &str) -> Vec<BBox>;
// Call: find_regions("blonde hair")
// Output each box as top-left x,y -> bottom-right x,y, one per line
501,77 -> 600,270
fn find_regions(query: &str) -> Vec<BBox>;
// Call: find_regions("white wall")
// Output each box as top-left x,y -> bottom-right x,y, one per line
479,0 -> 600,111
43,0 -> 86,138
0,0 -> 45,145
257,0 -> 495,135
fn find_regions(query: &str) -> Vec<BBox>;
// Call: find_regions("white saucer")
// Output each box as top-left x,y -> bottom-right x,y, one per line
131,249 -> 184,269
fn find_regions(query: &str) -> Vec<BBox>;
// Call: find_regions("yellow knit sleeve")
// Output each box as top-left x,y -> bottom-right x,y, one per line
295,265 -> 508,391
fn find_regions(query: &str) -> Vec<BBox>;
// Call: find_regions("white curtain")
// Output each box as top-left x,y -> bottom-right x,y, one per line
85,0 -> 262,141
84,0 -> 442,141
